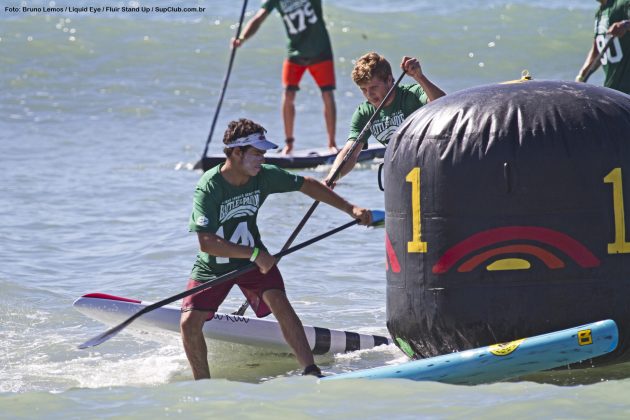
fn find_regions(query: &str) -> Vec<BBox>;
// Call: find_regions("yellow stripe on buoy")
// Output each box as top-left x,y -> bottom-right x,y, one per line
486,258 -> 531,271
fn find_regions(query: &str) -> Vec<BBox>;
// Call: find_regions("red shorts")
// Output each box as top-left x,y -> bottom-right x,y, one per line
282,59 -> 335,91
181,265 -> 285,319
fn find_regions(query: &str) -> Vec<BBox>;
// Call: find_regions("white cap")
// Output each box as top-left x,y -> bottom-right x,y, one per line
225,132 -> 278,150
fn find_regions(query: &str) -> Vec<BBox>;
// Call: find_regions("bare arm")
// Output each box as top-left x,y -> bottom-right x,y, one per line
577,20 -> 630,82
401,56 -> 446,101
300,177 -> 372,225
197,231 -> 275,273
232,9 -> 269,48
324,141 -> 362,184
576,40 -> 600,82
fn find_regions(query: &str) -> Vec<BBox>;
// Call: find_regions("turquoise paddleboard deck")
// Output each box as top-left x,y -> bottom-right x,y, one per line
324,320 -> 618,384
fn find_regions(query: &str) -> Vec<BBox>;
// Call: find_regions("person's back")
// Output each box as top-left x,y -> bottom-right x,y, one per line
266,0 -> 332,62
233,0 -> 338,154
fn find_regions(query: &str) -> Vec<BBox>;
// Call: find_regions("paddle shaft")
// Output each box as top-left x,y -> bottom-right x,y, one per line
78,218 -> 360,349
197,0 -> 248,163
584,36 -> 615,82
233,72 -> 406,316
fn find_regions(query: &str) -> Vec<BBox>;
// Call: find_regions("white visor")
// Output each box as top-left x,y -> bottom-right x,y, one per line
225,132 -> 278,150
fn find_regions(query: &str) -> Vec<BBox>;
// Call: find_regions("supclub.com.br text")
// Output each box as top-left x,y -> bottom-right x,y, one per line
4,6 -> 207,14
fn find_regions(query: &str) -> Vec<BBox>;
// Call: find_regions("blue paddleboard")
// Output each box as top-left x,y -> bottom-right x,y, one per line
324,320 -> 618,384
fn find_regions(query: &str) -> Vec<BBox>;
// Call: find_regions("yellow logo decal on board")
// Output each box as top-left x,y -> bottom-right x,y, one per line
489,338 -> 525,356
578,329 -> 593,346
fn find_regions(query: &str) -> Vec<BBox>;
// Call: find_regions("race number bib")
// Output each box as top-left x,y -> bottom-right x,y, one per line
596,34 -> 623,65
215,222 -> 255,264
282,2 -> 317,35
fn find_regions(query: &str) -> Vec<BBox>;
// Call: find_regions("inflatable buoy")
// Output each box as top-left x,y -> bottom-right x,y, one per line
384,80 -> 630,366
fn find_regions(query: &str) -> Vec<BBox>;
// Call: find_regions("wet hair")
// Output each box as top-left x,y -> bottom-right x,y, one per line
222,118 -> 266,157
351,52 -> 392,85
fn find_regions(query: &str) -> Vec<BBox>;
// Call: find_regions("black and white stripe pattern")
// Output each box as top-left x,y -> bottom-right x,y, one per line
310,326 -> 391,355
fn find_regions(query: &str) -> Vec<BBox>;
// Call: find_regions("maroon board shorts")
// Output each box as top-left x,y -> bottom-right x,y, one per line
181,265 -> 285,319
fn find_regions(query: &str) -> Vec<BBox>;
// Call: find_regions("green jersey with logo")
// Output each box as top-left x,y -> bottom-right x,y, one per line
189,164 -> 304,282
595,0 -> 630,94
348,84 -> 429,146
263,0 -> 333,62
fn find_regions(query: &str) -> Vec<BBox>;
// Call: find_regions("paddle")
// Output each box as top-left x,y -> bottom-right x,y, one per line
77,211 -> 384,349
583,36 -> 615,82
232,72 -> 406,316
193,0 -> 249,171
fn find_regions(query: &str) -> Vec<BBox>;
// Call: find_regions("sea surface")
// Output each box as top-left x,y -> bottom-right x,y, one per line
2,0 -> 629,418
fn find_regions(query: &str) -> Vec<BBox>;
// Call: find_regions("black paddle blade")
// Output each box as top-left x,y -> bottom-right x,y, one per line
192,157 -> 213,172
192,159 -> 204,171
77,319 -> 131,349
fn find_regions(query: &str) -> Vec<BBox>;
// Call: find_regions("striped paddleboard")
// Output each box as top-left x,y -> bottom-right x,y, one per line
73,293 -> 390,355
324,319 -> 618,384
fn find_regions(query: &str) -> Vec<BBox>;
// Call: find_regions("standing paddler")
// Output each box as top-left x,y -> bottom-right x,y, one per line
232,0 -> 338,155
180,118 -> 372,379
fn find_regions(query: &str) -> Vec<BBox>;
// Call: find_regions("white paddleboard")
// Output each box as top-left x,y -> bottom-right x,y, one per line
73,293 -> 391,355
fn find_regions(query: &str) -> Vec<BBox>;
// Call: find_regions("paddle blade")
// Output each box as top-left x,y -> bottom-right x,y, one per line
371,210 -> 385,227
77,319 -> 131,349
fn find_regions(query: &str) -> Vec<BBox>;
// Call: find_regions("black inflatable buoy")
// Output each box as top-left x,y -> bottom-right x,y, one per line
384,80 -> 630,365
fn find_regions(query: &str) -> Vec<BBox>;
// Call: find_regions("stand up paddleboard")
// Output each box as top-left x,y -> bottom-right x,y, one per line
199,144 -> 385,170
324,319 -> 618,384
73,293 -> 391,355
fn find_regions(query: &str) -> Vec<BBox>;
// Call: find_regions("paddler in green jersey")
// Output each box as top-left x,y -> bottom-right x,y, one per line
324,52 -> 446,184
576,0 -> 630,94
233,0 -> 338,154
180,118 -> 372,380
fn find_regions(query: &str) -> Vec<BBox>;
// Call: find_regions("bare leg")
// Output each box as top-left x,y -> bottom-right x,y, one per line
180,309 -> 211,380
321,90 -> 337,152
282,89 -> 297,154
262,289 -> 314,368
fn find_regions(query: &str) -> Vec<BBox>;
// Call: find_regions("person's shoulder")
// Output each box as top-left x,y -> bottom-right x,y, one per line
260,164 -> 304,184
401,83 -> 427,96
261,163 -> 279,172
259,163 -> 287,177
260,163 -> 299,176
261,0 -> 278,11
354,100 -> 375,115
197,164 -> 222,189
400,83 -> 421,92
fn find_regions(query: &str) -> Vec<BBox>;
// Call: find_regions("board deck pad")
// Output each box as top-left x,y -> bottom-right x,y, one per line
73,293 -> 391,355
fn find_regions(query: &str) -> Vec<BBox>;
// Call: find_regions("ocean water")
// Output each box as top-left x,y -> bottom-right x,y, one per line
2,0 -> 629,418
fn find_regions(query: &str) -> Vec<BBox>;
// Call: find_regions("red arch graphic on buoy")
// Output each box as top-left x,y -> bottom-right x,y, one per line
457,244 -> 565,272
432,226 -> 600,274
385,232 -> 401,273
